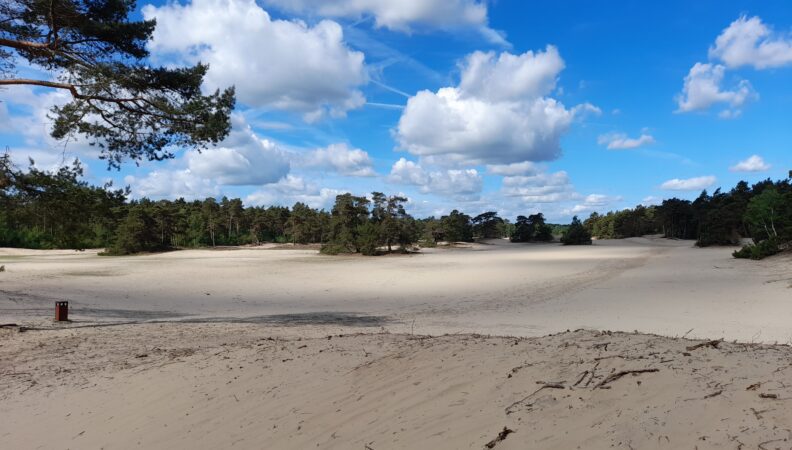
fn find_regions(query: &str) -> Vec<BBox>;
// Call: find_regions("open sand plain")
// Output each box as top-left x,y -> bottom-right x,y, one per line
1,238 -> 792,449
1,236 -> 791,341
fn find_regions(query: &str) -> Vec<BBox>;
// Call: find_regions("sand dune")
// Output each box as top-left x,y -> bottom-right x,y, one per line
2,324 -> 792,449
2,239 -> 792,449
1,237 -> 790,341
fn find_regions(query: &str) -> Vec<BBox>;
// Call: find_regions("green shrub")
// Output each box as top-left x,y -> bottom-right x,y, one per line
561,216 -> 592,245
418,238 -> 437,248
732,245 -> 752,259
733,238 -> 780,260
319,243 -> 345,255
356,222 -> 380,256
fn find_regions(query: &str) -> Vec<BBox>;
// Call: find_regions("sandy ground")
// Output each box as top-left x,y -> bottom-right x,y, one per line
2,324 -> 792,449
1,237 -> 791,341
2,238 -> 792,449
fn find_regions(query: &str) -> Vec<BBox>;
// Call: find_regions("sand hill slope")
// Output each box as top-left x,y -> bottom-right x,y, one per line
1,323 -> 791,449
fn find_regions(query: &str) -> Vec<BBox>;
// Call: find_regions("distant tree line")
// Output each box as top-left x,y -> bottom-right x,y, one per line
0,156 -> 127,249
582,178 -> 792,258
0,156 -> 514,255
1,155 -> 788,258
511,213 -> 553,242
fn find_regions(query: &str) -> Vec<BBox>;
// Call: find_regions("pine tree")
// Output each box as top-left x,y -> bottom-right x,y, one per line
0,0 -> 235,167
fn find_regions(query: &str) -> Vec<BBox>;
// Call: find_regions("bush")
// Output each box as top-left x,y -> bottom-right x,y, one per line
732,245 -> 752,259
733,238 -> 780,260
319,243 -> 345,255
356,222 -> 380,256
561,216 -> 592,245
535,224 -> 554,242
418,238 -> 437,248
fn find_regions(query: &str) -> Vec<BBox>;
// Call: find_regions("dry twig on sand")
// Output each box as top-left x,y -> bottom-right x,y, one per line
505,381 -> 566,414
594,369 -> 659,389
685,339 -> 723,352
703,390 -> 723,399
484,427 -> 514,449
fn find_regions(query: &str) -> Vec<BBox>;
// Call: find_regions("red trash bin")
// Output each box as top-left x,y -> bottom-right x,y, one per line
55,301 -> 69,322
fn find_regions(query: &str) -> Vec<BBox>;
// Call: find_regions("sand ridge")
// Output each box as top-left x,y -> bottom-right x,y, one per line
1,237 -> 790,342
2,238 -> 792,449
1,324 -> 792,449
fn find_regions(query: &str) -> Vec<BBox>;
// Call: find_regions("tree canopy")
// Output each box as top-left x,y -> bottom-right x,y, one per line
582,177 -> 792,259
0,0 -> 235,168
511,213 -> 553,243
561,216 -> 592,245
471,211 -> 504,239
2,157 -> 789,259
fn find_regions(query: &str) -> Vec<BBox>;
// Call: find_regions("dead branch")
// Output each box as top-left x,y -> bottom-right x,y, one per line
685,339 -> 723,352
702,390 -> 723,399
758,438 -> 786,450
484,427 -> 514,449
573,370 -> 590,387
505,382 -> 565,414
594,369 -> 659,389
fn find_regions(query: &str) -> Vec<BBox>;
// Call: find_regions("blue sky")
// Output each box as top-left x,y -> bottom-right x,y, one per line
2,0 -> 791,221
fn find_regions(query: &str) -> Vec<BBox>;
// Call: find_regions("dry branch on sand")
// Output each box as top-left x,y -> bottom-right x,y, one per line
484,427 -> 515,449
685,339 -> 723,351
594,368 -> 660,389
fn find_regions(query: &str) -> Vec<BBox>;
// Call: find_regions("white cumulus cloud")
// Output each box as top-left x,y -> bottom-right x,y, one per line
566,194 -> 622,215
597,132 -> 655,150
641,196 -> 663,206
388,158 -> 482,197
298,143 -> 376,177
395,46 -> 594,166
125,170 -> 220,200
660,176 -> 716,191
709,15 -> 792,69
675,63 -> 755,116
143,0 -> 367,121
486,161 -> 540,176
245,176 -> 347,209
730,155 -> 771,172
261,0 -> 505,44
500,171 -> 579,204
185,115 -> 290,185
458,48 -> 565,101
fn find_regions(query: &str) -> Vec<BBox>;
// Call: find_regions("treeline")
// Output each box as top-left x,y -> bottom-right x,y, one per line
0,156 -> 526,255
2,155 -> 788,257
583,178 -> 792,258
0,156 -> 127,249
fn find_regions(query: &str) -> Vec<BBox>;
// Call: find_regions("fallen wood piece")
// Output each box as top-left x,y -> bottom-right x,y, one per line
759,393 -> 778,399
484,427 -> 515,449
685,339 -> 723,351
0,323 -> 19,328
751,407 -> 771,420
505,382 -> 566,414
703,390 -> 723,399
594,369 -> 659,389
759,438 -> 786,450
573,371 -> 590,387
746,382 -> 761,391
535,381 -> 565,389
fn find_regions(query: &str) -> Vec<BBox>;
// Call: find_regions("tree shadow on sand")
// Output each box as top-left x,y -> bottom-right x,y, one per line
178,312 -> 392,327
